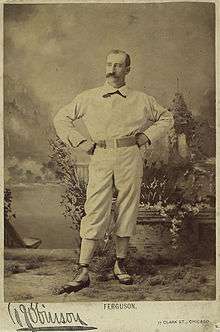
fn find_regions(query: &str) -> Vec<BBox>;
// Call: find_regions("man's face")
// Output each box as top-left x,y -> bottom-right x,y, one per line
106,53 -> 130,85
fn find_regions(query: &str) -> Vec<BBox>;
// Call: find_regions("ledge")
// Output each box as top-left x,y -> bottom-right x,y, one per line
4,248 -> 79,261
137,207 -> 215,225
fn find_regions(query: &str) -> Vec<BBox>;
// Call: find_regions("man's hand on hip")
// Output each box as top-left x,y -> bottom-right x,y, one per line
135,133 -> 151,147
78,140 -> 96,155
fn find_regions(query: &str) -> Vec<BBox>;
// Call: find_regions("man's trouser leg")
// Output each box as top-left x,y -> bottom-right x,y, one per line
112,146 -> 143,284
79,239 -> 98,266
80,149 -> 114,265
115,236 -> 129,259
114,145 -> 143,239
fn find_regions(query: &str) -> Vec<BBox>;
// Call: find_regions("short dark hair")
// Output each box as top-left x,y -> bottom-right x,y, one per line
107,49 -> 131,67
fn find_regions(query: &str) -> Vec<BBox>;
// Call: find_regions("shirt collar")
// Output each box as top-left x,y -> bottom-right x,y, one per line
101,81 -> 128,97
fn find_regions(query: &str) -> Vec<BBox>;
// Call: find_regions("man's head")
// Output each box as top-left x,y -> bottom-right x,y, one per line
106,50 -> 131,87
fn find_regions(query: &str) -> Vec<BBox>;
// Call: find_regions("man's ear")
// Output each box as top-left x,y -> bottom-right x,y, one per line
125,66 -> 130,75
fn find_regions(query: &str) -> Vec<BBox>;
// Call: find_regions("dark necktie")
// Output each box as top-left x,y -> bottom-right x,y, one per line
103,90 -> 126,98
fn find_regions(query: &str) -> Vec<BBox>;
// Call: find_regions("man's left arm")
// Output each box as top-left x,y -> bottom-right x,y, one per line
142,96 -> 174,145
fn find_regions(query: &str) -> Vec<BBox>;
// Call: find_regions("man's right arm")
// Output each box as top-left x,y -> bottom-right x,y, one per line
53,96 -> 94,153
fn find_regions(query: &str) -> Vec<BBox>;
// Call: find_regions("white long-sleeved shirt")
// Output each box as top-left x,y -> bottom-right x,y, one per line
53,82 -> 174,147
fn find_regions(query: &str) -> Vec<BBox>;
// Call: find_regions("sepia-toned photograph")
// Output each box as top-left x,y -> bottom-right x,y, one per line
3,2 -> 216,304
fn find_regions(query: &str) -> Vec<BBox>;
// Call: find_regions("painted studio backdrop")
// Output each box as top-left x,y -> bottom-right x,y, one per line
4,3 -> 216,302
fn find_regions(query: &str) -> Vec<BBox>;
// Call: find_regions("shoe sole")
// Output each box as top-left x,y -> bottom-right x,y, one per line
59,279 -> 90,294
114,274 -> 133,285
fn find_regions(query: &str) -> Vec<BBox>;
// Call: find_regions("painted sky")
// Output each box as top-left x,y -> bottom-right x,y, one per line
4,3 -> 215,117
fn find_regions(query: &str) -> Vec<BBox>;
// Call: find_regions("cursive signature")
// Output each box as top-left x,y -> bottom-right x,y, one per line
8,303 -> 97,331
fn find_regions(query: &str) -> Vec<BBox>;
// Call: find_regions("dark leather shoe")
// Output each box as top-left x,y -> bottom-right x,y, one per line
58,266 -> 90,294
58,277 -> 90,294
113,259 -> 133,285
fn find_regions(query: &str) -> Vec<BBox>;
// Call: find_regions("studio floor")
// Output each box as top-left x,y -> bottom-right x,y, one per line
4,249 -> 216,303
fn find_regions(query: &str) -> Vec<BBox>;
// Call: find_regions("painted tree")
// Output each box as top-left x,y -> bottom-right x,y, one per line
4,188 -> 16,224
168,92 -> 195,144
49,137 -> 86,233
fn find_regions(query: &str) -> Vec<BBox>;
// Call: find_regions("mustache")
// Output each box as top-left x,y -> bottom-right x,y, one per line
106,73 -> 117,78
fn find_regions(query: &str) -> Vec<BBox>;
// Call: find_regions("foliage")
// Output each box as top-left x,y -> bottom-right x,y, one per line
140,161 -> 211,205
140,161 -> 176,205
168,92 -> 195,144
4,188 -> 16,223
49,136 -> 86,232
140,161 -> 214,248
168,92 -> 215,163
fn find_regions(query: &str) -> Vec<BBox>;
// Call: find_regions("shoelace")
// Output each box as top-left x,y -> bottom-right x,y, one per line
116,259 -> 128,274
72,265 -> 83,277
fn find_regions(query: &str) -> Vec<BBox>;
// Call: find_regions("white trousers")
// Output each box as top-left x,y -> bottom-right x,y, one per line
80,145 -> 143,240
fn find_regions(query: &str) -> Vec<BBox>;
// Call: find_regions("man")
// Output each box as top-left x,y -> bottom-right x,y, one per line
54,49 -> 174,293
